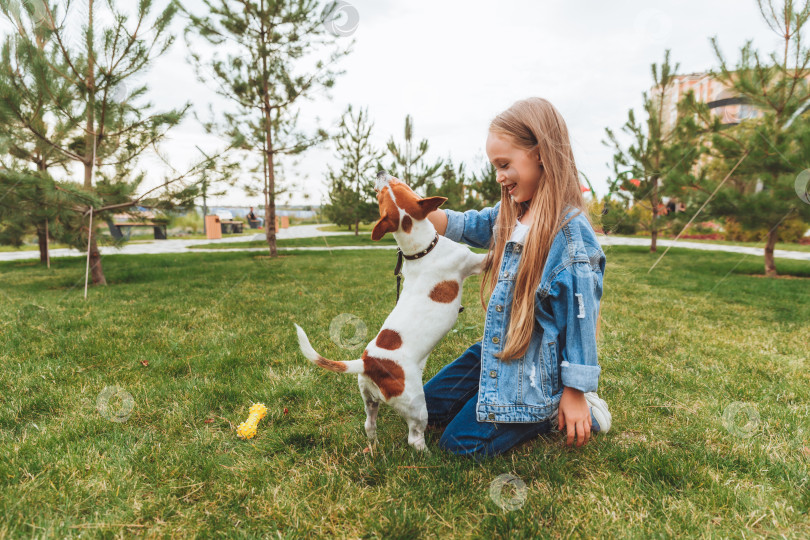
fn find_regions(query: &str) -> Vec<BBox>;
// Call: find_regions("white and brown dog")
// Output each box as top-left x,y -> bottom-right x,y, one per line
294,172 -> 486,451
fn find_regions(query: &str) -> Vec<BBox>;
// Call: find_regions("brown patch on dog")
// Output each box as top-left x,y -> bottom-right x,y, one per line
362,350 -> 405,399
429,280 -> 459,303
375,329 -> 403,350
313,355 -> 348,373
401,214 -> 412,233
371,186 -> 400,240
389,179 -> 447,220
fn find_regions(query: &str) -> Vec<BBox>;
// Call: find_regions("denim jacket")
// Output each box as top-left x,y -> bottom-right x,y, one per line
443,201 -> 606,423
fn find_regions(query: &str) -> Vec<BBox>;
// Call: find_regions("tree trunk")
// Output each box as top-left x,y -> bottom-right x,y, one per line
89,233 -> 106,285
83,0 -> 105,285
259,6 -> 277,258
264,132 -> 277,256
36,221 -> 48,264
764,227 -> 778,277
650,178 -> 659,253
355,218 -> 359,235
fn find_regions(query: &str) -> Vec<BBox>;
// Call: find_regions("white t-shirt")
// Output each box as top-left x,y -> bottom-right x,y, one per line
510,218 -> 529,243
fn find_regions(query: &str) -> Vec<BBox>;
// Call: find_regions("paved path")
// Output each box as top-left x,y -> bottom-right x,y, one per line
1,224 -> 808,262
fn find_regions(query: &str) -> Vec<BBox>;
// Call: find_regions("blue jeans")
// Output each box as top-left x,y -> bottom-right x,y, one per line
424,340 -> 599,459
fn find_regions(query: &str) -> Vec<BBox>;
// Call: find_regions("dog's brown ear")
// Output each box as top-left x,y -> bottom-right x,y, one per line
372,215 -> 398,240
413,196 -> 447,220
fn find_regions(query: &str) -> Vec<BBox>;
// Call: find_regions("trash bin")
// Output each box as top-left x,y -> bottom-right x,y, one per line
205,215 -> 222,239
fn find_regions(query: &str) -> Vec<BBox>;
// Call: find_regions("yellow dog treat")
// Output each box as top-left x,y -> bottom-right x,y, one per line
236,403 -> 267,440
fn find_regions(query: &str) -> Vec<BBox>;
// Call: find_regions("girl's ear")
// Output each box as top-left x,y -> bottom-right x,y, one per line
414,196 -> 447,220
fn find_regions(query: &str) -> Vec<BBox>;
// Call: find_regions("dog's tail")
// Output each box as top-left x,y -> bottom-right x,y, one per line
293,323 -> 365,374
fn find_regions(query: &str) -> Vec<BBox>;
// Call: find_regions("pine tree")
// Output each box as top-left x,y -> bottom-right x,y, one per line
425,159 -> 470,211
0,0 -> 187,285
0,169 -> 97,262
385,114 -> 443,196
466,161 -> 501,210
0,3 -> 77,263
322,105 -> 383,234
184,0 -> 352,255
603,49 -> 705,252
689,0 -> 810,276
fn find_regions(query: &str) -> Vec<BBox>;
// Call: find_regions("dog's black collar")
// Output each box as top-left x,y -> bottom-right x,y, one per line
394,232 -> 439,278
393,232 -> 463,313
401,232 -> 440,260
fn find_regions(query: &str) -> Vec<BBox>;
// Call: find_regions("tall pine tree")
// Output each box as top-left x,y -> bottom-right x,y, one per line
0,0 -> 187,285
603,49 -> 705,252
323,104 -> 383,234
184,0 -> 352,255
691,0 -> 810,276
385,114 -> 443,196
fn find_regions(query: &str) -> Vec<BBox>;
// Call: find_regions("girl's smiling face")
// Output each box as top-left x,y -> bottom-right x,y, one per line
485,130 -> 543,204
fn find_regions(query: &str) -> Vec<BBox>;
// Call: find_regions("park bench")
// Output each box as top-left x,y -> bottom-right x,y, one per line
220,220 -> 244,234
106,219 -> 167,240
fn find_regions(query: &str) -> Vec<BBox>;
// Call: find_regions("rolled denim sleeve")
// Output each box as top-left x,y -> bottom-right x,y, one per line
547,251 -> 605,393
443,201 -> 501,249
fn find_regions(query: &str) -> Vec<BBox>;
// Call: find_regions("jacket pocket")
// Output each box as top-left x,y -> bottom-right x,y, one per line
520,338 -> 549,407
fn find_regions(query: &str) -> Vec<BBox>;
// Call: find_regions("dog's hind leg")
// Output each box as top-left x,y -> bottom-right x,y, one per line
358,375 -> 381,445
393,391 -> 430,452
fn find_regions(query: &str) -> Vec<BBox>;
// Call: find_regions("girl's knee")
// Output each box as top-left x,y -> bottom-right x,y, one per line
438,430 -> 497,459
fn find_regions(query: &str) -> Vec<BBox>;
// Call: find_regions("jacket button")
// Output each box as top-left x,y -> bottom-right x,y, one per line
503,272 -> 510,278
495,305 -> 503,312
492,336 -> 499,344
515,245 -> 522,253
489,370 -> 497,378
488,413 -> 496,420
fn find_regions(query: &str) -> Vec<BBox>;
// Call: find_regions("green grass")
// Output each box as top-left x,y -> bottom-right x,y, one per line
614,233 -> 810,253
190,230 -> 810,253
1,246 -> 809,537
317,223 -> 375,233
188,233 -> 398,250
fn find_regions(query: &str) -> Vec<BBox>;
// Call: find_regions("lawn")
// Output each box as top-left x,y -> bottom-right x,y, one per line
1,246 -> 808,537
188,234 -> 398,250
611,234 -> 810,253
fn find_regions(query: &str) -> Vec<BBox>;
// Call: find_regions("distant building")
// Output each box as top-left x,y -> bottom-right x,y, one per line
656,71 -> 769,136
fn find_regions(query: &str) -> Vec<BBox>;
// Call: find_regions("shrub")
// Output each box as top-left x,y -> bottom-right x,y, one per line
169,210 -> 204,234
722,216 -> 809,243
600,199 -> 639,235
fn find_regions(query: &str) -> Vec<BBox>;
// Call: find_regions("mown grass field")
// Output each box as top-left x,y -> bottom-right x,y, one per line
1,245 -> 809,538
189,234 -> 398,250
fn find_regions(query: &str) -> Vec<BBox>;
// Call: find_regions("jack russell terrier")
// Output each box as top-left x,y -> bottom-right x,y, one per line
294,172 -> 487,451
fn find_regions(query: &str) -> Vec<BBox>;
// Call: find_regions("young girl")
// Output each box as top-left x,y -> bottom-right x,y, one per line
424,97 -> 611,458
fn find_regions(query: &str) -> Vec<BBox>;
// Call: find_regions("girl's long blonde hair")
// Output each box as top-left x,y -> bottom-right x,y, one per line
481,97 -> 594,362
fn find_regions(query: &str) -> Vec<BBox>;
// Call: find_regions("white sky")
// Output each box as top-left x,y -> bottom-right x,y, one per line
4,1 -> 788,208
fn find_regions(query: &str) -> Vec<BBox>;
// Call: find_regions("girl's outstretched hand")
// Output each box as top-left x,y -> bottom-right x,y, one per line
558,386 -> 592,447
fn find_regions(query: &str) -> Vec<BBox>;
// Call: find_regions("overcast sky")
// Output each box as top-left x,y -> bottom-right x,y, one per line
5,1 -> 789,208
